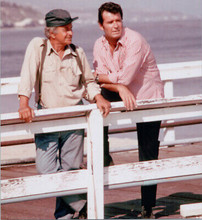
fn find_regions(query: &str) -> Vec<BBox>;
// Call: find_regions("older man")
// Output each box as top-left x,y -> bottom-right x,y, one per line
93,2 -> 164,218
18,9 -> 110,219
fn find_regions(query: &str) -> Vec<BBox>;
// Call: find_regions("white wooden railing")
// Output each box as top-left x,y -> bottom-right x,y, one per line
1,95 -> 202,218
1,60 -> 202,147
1,61 -> 202,218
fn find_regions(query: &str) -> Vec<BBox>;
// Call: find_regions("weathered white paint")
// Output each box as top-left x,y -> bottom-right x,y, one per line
1,61 -> 202,95
158,60 -> 202,81
1,116 -> 88,137
1,81 -> 202,219
104,155 -> 202,187
1,169 -> 88,203
163,80 -> 175,142
180,202 -> 202,217
2,95 -> 201,138
2,155 -> 202,204
87,109 -> 104,219
105,104 -> 202,127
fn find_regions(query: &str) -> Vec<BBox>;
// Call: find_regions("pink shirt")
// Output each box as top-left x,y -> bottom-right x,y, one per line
93,27 -> 164,100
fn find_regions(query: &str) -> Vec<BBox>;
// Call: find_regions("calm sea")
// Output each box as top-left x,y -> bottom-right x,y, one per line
1,19 -> 202,139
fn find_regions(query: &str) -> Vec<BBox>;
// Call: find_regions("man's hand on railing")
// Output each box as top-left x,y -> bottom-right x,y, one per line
18,95 -> 35,123
117,85 -> 137,111
94,94 -> 111,117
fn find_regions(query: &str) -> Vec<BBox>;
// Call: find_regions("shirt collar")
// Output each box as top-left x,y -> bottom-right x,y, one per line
43,40 -> 76,56
102,27 -> 126,49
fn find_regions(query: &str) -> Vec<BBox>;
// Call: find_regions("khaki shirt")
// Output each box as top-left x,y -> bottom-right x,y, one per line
18,37 -> 100,108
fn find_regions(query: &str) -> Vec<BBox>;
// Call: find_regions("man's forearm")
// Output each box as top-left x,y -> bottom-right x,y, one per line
100,83 -> 120,93
97,74 -> 112,84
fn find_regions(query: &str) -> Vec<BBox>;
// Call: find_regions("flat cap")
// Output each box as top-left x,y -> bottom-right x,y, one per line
45,9 -> 78,27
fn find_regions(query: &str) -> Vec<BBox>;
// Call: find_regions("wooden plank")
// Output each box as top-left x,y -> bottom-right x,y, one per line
87,109 -> 104,219
1,104 -> 98,126
105,103 -> 202,127
158,60 -> 202,81
1,169 -> 88,204
1,116 -> 88,138
109,95 -> 202,113
1,61 -> 201,95
1,118 -> 202,147
2,96 -> 202,138
180,202 -> 202,217
2,155 -> 202,204
2,95 -> 201,125
1,77 -> 20,95
104,155 -> 202,187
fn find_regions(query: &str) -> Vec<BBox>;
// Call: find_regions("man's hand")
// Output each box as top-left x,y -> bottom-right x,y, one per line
94,94 -> 111,117
117,85 -> 137,111
18,95 -> 35,123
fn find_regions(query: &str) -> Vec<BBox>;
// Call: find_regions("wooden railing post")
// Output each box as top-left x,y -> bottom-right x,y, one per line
87,109 -> 104,219
163,80 -> 176,143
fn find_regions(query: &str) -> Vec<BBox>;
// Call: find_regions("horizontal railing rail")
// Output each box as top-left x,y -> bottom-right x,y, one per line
1,60 -> 202,147
1,60 -> 202,218
2,155 -> 202,204
1,95 -> 202,218
1,60 -> 202,95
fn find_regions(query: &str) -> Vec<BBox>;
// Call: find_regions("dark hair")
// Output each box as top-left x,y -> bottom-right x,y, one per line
98,2 -> 123,25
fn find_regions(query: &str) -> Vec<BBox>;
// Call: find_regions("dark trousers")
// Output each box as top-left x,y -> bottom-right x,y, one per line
102,88 -> 161,208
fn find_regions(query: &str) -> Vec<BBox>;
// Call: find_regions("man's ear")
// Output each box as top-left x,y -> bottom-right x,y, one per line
98,22 -> 104,31
50,32 -> 55,39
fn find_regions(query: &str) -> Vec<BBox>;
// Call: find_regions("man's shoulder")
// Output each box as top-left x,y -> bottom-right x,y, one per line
125,27 -> 143,39
29,37 -> 46,46
124,27 -> 147,45
94,36 -> 104,47
70,44 -> 85,56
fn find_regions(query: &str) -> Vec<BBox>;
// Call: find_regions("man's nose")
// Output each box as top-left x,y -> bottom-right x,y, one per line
113,21 -> 118,27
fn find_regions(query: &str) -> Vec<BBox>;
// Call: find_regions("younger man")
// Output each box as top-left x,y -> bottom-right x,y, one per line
93,2 -> 164,218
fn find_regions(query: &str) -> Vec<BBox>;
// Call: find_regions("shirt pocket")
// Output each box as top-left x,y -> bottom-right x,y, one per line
67,58 -> 83,86
42,61 -> 57,83
61,65 -> 82,87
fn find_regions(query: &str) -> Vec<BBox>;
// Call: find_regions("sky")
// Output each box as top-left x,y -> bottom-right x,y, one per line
5,0 -> 202,19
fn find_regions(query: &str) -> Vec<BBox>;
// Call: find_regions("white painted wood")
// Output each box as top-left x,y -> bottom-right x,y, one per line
2,155 -> 202,204
1,61 -> 202,95
2,95 -> 202,124
164,81 -> 174,98
1,116 -> 88,137
1,103 -> 97,124
87,109 -> 104,219
163,81 -> 175,142
1,169 -> 88,203
104,155 -> 202,187
180,202 -> 202,217
2,95 -> 202,138
105,104 -> 202,127
158,60 -> 202,81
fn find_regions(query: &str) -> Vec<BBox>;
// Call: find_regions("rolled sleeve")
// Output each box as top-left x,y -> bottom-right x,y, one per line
108,72 -> 119,84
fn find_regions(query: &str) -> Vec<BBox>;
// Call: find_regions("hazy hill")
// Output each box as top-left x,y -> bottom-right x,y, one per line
1,1 -> 44,28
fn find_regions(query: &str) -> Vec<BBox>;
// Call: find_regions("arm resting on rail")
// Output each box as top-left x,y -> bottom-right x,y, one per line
18,95 -> 35,123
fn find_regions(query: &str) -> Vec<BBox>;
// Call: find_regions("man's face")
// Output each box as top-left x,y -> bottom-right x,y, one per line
99,11 -> 123,43
52,23 -> 73,45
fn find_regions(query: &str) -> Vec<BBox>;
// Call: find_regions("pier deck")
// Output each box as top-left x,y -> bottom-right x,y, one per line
1,142 -> 202,219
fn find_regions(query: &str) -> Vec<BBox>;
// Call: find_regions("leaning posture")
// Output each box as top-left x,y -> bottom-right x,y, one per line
18,9 -> 110,219
93,2 -> 164,218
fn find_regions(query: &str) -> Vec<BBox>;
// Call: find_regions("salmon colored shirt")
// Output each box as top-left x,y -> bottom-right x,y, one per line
93,27 -> 164,100
18,37 -> 100,108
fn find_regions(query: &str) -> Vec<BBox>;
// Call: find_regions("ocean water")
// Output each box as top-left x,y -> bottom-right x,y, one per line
1,19 -> 202,140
